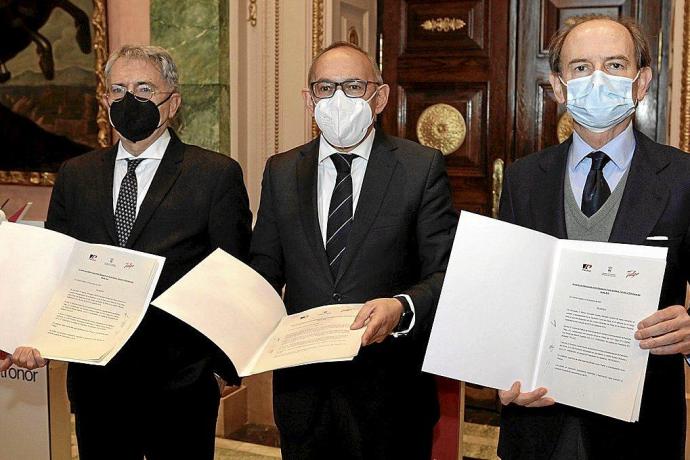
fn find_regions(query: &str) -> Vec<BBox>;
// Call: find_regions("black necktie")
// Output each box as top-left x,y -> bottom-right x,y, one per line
115,159 -> 143,247
326,153 -> 355,277
581,151 -> 611,218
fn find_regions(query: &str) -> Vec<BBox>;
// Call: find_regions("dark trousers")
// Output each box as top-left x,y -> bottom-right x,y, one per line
279,388 -> 433,460
73,374 -> 220,460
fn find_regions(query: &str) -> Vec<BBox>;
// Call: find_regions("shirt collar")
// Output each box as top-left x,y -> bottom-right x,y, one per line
318,128 -> 375,163
116,129 -> 171,161
569,122 -> 635,171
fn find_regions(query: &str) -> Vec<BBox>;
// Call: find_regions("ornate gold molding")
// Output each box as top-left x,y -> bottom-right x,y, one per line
248,0 -> 258,27
416,103 -> 466,155
311,0 -> 324,138
312,0 -> 324,59
93,0 -> 110,149
491,158 -> 504,219
557,112 -> 574,143
274,0 -> 280,153
0,171 -> 56,186
421,17 -> 466,33
681,0 -> 690,152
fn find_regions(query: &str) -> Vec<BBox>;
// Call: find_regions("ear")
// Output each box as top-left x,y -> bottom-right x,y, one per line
167,93 -> 182,119
101,95 -> 110,110
373,84 -> 390,115
549,73 -> 566,104
635,66 -> 653,102
302,88 -> 316,116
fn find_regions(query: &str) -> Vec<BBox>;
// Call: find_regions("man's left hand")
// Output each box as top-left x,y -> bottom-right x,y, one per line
350,298 -> 404,346
636,305 -> 690,355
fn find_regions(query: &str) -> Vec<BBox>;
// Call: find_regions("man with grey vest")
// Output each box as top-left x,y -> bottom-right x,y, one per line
496,15 -> 690,459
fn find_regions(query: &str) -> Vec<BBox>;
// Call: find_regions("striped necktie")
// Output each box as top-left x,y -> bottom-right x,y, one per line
326,153 -> 356,277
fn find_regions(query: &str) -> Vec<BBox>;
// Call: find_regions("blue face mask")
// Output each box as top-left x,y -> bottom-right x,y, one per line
560,70 -> 640,133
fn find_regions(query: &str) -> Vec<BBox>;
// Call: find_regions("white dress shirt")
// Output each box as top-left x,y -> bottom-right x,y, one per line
112,130 -> 171,215
568,122 -> 635,208
316,129 -> 415,335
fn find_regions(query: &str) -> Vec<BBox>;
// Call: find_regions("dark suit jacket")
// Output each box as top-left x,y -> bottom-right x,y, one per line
46,129 -> 252,409
497,130 -> 690,460
250,131 -> 457,441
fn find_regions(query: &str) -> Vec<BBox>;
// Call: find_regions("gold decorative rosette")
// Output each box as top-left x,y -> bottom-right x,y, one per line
416,103 -> 466,155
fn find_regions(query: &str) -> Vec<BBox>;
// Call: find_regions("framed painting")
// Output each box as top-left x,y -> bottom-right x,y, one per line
0,0 -> 109,186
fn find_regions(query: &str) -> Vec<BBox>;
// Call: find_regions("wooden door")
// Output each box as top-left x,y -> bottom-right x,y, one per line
381,0 -> 513,216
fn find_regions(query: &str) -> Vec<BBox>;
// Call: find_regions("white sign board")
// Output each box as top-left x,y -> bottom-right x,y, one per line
0,366 -> 51,460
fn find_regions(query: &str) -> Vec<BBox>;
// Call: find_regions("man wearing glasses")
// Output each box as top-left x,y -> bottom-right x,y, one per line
250,41 -> 457,459
2,45 -> 252,459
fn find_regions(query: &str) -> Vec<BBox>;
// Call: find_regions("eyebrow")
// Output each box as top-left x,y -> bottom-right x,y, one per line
566,55 -> 631,66
111,80 -> 156,87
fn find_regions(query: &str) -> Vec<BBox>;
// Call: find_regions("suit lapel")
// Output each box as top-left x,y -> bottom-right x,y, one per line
98,145 -> 118,244
297,138 -> 334,283
530,140 -> 570,239
335,132 -> 397,284
126,131 -> 184,248
609,131 -> 670,244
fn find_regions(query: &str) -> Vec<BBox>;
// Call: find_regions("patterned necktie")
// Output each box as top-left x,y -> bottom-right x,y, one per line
581,151 -> 611,218
326,153 -> 356,277
115,159 -> 144,247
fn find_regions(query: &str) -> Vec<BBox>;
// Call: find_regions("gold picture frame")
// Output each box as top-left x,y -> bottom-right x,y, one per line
0,0 -> 109,186
681,0 -> 690,152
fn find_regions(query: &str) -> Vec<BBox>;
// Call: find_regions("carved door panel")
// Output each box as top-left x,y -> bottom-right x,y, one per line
515,0 -> 670,160
380,0 -> 511,217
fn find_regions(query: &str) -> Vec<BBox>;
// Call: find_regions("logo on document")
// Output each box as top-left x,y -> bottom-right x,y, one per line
602,266 -> 616,278
124,262 -> 135,269
89,254 -> 98,261
582,264 -> 592,272
626,270 -> 639,278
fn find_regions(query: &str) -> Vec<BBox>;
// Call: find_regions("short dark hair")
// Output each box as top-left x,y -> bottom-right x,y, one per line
548,15 -> 651,73
308,41 -> 383,84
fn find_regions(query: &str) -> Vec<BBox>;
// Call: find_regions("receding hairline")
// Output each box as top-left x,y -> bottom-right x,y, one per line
548,15 -> 651,73
308,43 -> 382,84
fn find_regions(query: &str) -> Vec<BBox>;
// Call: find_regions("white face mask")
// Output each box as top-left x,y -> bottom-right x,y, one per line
560,70 -> 640,133
314,89 -> 376,148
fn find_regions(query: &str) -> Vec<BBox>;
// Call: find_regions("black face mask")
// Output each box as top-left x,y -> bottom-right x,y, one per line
109,91 -> 173,142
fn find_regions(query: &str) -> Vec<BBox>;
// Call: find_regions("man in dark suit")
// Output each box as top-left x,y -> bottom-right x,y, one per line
497,16 -> 690,459
1,45 -> 252,459
250,42 -> 457,459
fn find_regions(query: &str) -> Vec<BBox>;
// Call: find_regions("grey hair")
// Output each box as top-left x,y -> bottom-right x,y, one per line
308,41 -> 383,84
105,45 -> 180,92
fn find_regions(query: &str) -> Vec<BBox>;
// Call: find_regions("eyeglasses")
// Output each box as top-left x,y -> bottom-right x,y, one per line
310,79 -> 379,99
108,83 -> 173,102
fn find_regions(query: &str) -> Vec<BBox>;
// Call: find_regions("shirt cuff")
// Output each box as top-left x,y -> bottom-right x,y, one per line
391,294 -> 416,337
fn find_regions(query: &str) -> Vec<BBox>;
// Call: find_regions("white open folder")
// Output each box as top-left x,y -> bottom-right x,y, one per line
0,222 -> 164,365
152,249 -> 364,377
423,212 -> 667,422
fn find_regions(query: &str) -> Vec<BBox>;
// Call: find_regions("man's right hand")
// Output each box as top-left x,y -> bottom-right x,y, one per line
498,381 -> 555,408
10,347 -> 46,370
0,350 -> 11,371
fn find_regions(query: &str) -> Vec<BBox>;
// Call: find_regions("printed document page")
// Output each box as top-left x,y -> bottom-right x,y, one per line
535,241 -> 665,421
0,222 -> 164,365
152,249 -> 364,376
423,212 -> 666,421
